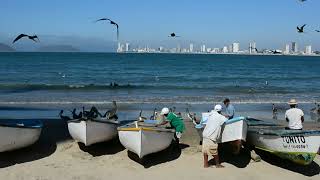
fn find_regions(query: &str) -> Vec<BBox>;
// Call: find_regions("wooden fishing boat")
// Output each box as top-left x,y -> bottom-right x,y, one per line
118,122 -> 175,158
246,118 -> 320,165
67,118 -> 120,146
0,119 -> 42,152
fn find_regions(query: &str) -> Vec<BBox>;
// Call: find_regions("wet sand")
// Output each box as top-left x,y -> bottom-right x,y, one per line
0,117 -> 319,180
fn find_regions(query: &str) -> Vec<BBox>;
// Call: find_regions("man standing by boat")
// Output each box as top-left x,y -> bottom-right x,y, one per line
202,104 -> 227,168
223,98 -> 235,119
158,107 -> 186,146
285,99 -> 304,130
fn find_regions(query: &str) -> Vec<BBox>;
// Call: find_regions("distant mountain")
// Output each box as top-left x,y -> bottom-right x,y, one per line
37,45 -> 80,52
0,43 -> 15,52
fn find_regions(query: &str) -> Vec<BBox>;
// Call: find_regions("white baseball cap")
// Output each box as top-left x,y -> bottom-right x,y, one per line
161,107 -> 170,115
214,104 -> 223,112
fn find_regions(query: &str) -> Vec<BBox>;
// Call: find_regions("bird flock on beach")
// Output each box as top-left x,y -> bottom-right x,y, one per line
10,0 -> 319,46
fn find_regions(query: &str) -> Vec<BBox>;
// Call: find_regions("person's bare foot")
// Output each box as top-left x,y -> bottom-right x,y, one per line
215,164 -> 225,168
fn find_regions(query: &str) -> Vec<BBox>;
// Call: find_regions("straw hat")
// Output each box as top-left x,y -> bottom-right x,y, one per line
288,99 -> 298,105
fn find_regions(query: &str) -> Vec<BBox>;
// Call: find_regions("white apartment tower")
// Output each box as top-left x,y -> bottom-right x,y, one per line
125,43 -> 130,52
284,44 -> 290,54
232,43 -> 240,53
189,43 -> 194,53
305,45 -> 312,55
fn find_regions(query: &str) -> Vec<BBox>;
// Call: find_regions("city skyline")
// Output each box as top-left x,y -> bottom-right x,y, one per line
117,41 -> 317,56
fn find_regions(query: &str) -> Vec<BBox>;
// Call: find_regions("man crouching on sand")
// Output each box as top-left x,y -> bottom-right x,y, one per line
202,104 -> 227,168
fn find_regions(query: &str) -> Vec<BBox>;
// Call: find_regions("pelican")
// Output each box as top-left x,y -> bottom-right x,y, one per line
95,18 -> 119,40
13,34 -> 39,44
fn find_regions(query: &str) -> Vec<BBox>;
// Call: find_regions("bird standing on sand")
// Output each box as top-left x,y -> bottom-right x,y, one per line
13,34 -> 39,44
169,33 -> 180,37
297,24 -> 306,33
95,18 -> 119,41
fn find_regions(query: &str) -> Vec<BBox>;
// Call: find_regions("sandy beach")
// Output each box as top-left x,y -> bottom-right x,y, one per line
0,118 -> 319,180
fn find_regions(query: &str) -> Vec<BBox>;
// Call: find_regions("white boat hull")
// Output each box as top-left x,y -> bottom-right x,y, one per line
247,128 -> 320,165
0,126 -> 42,152
221,120 -> 247,143
68,119 -> 119,146
118,127 -> 174,158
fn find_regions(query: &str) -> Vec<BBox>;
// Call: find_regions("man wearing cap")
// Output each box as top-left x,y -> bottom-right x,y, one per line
158,107 -> 186,145
285,99 -> 304,130
202,104 -> 227,168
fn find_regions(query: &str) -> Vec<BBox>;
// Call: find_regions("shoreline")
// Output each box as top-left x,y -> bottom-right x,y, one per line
0,117 -> 319,180
1,51 -> 320,57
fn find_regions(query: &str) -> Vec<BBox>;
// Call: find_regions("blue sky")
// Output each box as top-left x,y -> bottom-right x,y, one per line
0,0 -> 319,51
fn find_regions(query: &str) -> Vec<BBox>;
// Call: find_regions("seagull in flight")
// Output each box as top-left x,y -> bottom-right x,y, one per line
297,24 -> 306,33
12,34 -> 39,44
95,18 -> 119,41
315,30 -> 320,32
299,0 -> 307,2
169,33 -> 180,37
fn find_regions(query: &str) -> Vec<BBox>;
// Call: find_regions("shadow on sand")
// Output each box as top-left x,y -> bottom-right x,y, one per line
256,149 -> 320,177
207,143 -> 251,168
0,118 -> 72,168
78,138 -> 125,156
128,143 -> 190,168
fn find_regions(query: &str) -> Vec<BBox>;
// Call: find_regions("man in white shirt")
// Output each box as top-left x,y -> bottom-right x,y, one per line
285,99 -> 304,130
202,104 -> 227,168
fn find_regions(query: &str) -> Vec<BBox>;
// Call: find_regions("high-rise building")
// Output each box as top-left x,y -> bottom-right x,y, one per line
125,43 -> 130,52
249,42 -> 256,54
292,42 -> 298,53
283,44 -> 290,54
201,44 -> 206,53
189,43 -> 194,53
232,43 -> 240,53
305,45 -> 312,55
117,42 -> 122,52
222,46 -> 228,53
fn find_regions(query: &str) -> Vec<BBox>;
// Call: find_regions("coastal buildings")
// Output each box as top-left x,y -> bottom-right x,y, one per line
125,43 -> 130,52
305,45 -> 312,55
292,42 -> 298,53
232,43 -> 240,53
189,43 -> 194,53
121,41 -> 317,56
249,42 -> 256,54
284,44 -> 290,54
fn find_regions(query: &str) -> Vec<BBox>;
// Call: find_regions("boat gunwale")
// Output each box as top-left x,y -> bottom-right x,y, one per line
68,118 -> 120,125
0,119 -> 43,129
118,127 -> 175,133
248,128 -> 320,136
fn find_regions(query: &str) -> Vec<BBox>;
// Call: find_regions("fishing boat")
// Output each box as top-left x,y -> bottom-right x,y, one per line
246,118 -> 320,165
118,122 -> 175,158
68,118 -> 120,146
0,119 -> 43,152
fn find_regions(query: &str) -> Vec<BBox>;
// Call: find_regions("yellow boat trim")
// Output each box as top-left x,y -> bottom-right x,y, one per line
118,127 -> 158,132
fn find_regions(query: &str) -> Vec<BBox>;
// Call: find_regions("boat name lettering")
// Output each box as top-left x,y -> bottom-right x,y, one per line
281,135 -> 306,144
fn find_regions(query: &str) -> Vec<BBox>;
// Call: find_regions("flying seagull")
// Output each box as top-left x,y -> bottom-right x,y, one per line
299,0 -> 307,2
297,24 -> 306,33
95,18 -> 119,41
315,30 -> 320,32
169,33 -> 180,37
13,34 -> 39,44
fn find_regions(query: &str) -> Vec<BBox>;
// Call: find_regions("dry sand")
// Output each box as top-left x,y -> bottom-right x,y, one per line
0,119 -> 319,180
